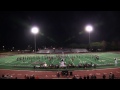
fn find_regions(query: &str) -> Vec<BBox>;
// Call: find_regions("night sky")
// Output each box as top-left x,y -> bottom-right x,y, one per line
0,11 -> 120,50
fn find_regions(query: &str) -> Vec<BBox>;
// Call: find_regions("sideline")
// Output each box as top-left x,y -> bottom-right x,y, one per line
0,67 -> 120,72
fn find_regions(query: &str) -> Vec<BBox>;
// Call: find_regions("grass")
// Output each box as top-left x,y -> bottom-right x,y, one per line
0,52 -> 120,71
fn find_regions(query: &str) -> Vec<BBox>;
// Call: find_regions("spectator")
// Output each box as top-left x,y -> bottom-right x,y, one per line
30,75 -> 35,79
65,72 -> 68,76
112,74 -> 115,79
72,75 -> 77,79
26,76 -> 29,79
109,72 -> 112,79
87,75 -> 89,79
91,75 -> 94,79
103,74 -> 106,79
84,75 -> 86,79
70,71 -> 73,76
24,74 -> 27,79
2,74 -> 4,78
57,72 -> 60,78
79,76 -> 82,79
93,74 -> 96,79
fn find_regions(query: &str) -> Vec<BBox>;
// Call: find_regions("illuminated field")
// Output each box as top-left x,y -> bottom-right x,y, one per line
0,52 -> 120,71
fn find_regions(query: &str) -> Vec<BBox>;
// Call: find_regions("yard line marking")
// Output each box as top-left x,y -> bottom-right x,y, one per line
52,59 -> 55,64
68,55 -> 75,65
99,54 -> 119,62
84,57 -> 97,64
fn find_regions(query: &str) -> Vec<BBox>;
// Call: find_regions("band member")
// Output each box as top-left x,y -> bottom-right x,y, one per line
114,58 -> 117,66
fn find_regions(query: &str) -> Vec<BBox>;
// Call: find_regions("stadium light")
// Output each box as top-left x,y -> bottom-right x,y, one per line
3,46 -> 5,50
85,25 -> 93,49
31,27 -> 39,34
31,26 -> 39,53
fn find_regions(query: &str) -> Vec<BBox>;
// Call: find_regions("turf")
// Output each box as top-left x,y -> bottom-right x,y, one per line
0,52 -> 120,71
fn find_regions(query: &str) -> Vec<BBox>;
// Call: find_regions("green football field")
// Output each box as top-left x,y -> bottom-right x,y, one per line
0,52 -> 120,71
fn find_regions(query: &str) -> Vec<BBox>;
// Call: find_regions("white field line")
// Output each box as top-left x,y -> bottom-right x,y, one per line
68,55 -> 75,65
99,54 -> 120,61
84,56 -> 97,64
52,59 -> 55,64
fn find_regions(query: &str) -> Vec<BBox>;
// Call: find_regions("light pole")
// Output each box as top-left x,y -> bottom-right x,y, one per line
85,25 -> 93,50
12,47 -> 14,51
31,26 -> 39,53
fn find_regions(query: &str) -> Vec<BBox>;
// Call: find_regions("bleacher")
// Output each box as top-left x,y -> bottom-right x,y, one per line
54,49 -> 63,53
63,49 -> 71,53
37,48 -> 88,54
71,49 -> 88,53
37,49 -> 54,54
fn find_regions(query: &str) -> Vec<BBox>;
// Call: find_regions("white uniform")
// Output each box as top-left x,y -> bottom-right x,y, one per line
115,58 -> 117,66
59,61 -> 66,67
